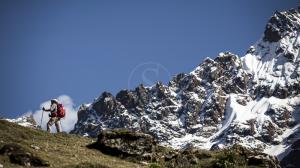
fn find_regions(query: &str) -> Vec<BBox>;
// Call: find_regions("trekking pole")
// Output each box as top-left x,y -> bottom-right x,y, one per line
40,109 -> 44,128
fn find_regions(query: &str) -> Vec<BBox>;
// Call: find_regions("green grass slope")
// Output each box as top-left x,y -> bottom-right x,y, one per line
0,120 -> 145,168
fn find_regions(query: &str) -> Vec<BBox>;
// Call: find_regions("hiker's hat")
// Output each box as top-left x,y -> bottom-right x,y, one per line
51,99 -> 59,103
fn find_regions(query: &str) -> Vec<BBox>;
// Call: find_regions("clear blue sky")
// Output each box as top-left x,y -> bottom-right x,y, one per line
0,0 -> 299,118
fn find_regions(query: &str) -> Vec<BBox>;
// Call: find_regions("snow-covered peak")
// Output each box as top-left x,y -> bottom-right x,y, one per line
241,7 -> 300,100
3,115 -> 38,128
72,7 -> 300,161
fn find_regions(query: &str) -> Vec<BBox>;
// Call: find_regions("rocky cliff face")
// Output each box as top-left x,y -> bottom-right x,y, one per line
71,7 -> 300,158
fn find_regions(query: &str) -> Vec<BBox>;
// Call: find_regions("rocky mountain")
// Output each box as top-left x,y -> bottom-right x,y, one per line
4,115 -> 38,128
71,7 -> 300,160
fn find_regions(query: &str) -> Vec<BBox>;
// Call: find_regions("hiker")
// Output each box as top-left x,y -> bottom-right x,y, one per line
42,99 -> 63,133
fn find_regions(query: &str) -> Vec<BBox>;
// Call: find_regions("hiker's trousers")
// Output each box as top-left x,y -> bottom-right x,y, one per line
47,117 -> 61,133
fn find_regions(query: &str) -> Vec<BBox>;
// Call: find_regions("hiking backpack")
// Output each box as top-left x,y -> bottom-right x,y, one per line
57,103 -> 66,118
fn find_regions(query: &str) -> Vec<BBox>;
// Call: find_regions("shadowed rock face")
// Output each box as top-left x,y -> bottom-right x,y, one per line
116,90 -> 138,109
88,130 -> 157,160
72,7 -> 300,156
264,8 -> 300,42
0,144 -> 49,167
93,92 -> 118,117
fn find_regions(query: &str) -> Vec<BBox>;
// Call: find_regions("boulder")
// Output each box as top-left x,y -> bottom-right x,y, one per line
88,129 -> 157,160
0,143 -> 49,167
248,154 -> 280,168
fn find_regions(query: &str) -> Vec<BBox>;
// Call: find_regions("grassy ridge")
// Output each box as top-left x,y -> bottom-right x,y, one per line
0,120 -> 144,168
